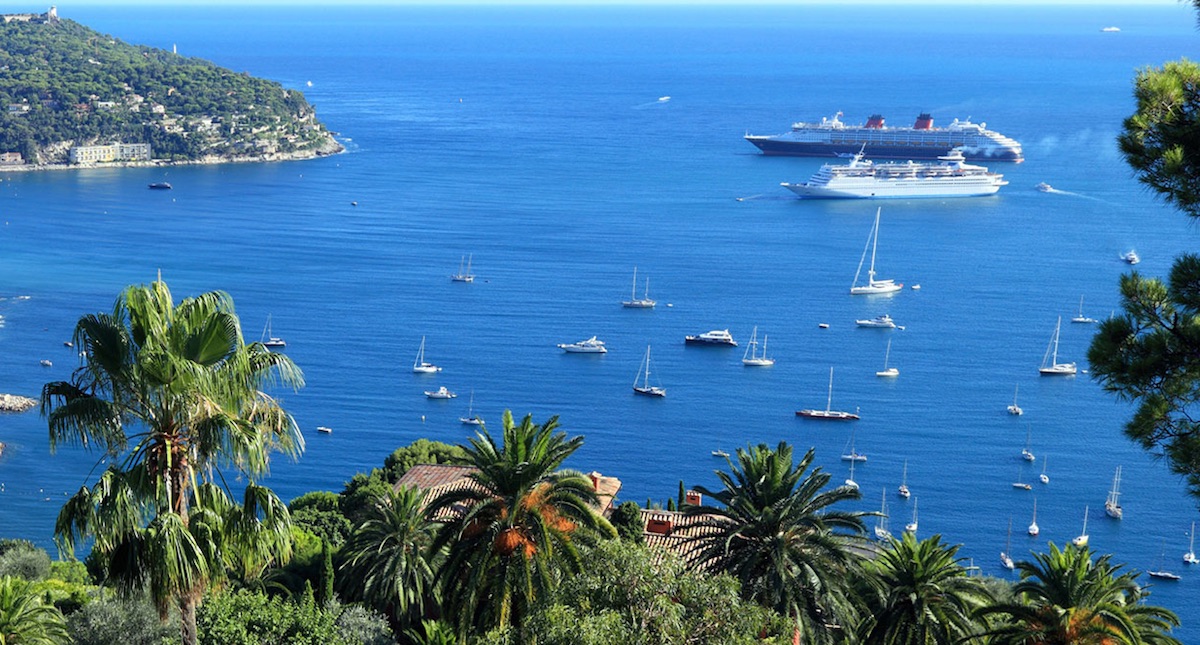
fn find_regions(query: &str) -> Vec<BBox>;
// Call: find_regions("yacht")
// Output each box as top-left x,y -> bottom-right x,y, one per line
1072,507 -> 1090,547
1035,182 -> 1052,192
412,336 -> 442,374
424,386 -> 457,400
1038,317 -> 1077,376
741,326 -> 775,366
557,336 -> 608,353
451,254 -> 475,283
1184,522 -> 1198,565
1105,466 -> 1123,520
780,149 -> 1007,199
1122,249 -> 1140,265
797,367 -> 860,420
856,314 -> 900,329
622,267 -> 656,308
1007,385 -> 1023,416
633,346 -> 666,397
685,329 -> 738,346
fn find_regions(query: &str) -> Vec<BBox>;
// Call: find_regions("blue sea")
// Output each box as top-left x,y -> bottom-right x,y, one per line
2,2 -> 1199,631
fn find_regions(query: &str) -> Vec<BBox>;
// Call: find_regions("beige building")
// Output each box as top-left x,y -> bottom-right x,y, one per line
68,142 -> 152,164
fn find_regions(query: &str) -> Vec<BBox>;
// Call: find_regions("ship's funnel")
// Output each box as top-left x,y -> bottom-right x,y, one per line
914,113 -> 934,130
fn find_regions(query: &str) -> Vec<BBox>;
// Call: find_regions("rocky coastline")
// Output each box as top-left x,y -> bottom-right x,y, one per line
0,136 -> 344,174
0,393 -> 37,413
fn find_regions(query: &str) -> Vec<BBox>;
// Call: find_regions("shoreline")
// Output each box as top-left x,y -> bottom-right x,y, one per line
0,138 -> 345,174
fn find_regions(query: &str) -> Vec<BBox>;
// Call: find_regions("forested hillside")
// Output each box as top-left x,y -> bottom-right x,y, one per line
0,15 -> 339,164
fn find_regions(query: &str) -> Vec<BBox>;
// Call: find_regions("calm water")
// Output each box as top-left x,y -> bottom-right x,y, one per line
2,2 -> 1199,630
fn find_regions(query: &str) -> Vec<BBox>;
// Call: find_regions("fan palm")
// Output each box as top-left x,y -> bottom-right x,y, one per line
978,543 -> 1181,645
0,576 -> 70,645
858,532 -> 992,644
427,411 -> 613,638
41,279 -> 303,645
340,485 -> 440,629
684,442 -> 868,645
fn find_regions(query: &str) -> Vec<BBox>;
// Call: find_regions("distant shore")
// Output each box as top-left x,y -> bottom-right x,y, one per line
0,138 -> 344,174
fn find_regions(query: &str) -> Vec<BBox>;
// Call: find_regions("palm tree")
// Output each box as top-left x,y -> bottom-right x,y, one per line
858,533 -> 992,644
978,543 -> 1181,645
684,442 -> 869,645
340,485 -> 440,630
426,411 -> 614,638
41,278 -> 304,645
0,575 -> 70,644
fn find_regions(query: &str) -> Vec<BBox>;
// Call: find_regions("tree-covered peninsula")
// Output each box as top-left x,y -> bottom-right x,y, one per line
0,8 -> 341,167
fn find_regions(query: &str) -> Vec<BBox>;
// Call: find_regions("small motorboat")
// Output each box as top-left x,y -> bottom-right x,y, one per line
856,314 -> 900,329
1035,182 -> 1052,192
316,426 -> 332,434
711,449 -> 730,458
39,359 -> 52,367
424,386 -> 457,400
148,182 -> 172,190
1122,249 -> 1140,265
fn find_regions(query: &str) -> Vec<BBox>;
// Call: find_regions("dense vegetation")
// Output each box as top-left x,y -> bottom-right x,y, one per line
7,279 -> 1185,644
0,15 -> 338,163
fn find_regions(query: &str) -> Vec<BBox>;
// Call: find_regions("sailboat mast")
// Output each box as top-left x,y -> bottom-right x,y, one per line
1051,317 -> 1061,364
867,207 -> 881,284
631,267 -> 638,300
826,366 -> 834,412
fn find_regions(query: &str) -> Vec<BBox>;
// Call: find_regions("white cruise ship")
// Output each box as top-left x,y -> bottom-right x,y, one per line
781,149 -> 1007,199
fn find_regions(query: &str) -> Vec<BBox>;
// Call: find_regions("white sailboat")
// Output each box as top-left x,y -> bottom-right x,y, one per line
898,459 -> 911,499
1039,316 -> 1077,375
1105,466 -> 1123,520
1072,506 -> 1090,547
622,267 -> 656,308
1007,384 -> 1023,415
261,314 -> 286,349
850,207 -> 903,295
1028,499 -> 1040,536
459,390 -> 484,426
633,345 -> 666,397
1021,426 -> 1035,462
1012,466 -> 1032,491
1001,519 -> 1016,570
875,338 -> 899,377
451,254 -> 475,282
1148,543 -> 1181,581
905,497 -> 918,533
874,489 -> 892,541
1039,456 -> 1050,485
845,459 -> 859,490
742,326 -> 775,366
841,431 -> 867,462
1071,295 -> 1096,324
796,367 -> 860,420
412,336 -> 442,374
1185,522 -> 1199,565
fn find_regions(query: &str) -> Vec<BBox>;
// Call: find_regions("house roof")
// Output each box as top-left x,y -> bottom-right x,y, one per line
395,463 -> 622,516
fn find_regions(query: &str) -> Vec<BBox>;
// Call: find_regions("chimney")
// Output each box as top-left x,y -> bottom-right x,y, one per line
646,516 -> 674,535
685,490 -> 702,506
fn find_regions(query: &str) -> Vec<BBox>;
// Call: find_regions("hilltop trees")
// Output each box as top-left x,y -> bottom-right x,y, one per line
41,278 -> 305,645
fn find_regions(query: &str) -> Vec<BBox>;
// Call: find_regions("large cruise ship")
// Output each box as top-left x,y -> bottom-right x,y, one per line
781,149 -> 1007,199
746,112 -> 1023,162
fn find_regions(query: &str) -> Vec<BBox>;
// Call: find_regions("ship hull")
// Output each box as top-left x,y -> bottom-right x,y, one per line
782,181 -> 1003,200
746,137 -> 1023,162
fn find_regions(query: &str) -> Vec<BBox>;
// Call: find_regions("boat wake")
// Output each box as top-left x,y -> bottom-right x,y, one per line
632,97 -> 671,109
735,194 -> 790,202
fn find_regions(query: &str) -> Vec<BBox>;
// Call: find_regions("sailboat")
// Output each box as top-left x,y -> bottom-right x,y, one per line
850,207 -> 903,295
845,459 -> 859,490
841,431 -> 867,462
742,326 -> 775,366
261,315 -> 286,349
1105,466 -> 1123,520
459,390 -> 484,426
1007,385 -> 1023,415
1071,295 -> 1096,324
632,346 -> 666,397
1039,456 -> 1050,485
1012,466 -> 1032,491
1184,522 -> 1199,565
412,336 -> 442,374
874,489 -> 892,541
796,367 -> 860,420
451,254 -> 475,282
1147,543 -> 1181,581
1021,426 -> 1036,462
1072,506 -> 1090,547
875,339 -> 899,377
898,459 -> 911,499
1028,499 -> 1040,536
905,497 -> 918,533
1039,316 -> 1077,375
622,267 -> 656,308
1001,519 -> 1016,570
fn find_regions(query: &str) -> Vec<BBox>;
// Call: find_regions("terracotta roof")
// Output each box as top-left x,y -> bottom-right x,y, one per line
395,463 -> 622,517
639,509 -> 714,564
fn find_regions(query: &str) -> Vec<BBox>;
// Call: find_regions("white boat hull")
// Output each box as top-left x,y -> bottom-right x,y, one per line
783,178 -> 1004,199
1039,363 -> 1077,376
876,368 -> 899,378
